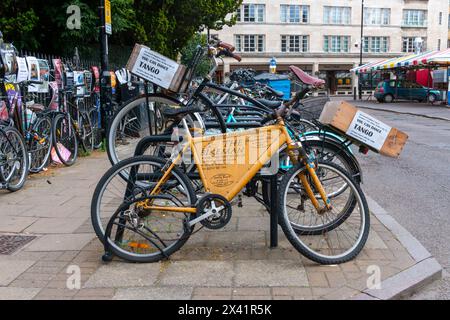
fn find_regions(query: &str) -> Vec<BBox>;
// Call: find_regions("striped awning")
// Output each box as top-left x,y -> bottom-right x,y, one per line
350,49 -> 450,73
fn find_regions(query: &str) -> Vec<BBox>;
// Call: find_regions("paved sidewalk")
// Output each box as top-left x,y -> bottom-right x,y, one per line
0,152 -> 441,300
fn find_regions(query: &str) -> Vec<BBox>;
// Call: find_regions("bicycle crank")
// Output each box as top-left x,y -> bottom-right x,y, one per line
190,194 -> 232,230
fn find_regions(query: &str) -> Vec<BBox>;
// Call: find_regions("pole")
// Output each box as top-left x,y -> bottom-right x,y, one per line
358,0 -> 364,100
99,0 -> 112,140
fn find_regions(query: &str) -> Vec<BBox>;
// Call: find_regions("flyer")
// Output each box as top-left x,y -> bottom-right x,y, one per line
16,57 -> 29,83
52,58 -> 64,89
38,59 -> 50,93
26,56 -> 40,92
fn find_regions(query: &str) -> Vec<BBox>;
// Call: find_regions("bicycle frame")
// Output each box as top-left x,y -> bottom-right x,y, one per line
137,115 -> 331,217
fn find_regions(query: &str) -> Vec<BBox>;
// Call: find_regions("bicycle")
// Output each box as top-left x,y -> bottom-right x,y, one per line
91,39 -> 370,265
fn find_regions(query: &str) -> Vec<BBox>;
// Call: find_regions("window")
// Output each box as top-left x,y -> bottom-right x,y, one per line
363,37 -> 389,53
364,8 -> 390,25
402,37 -> 427,53
237,4 -> 265,22
324,36 -> 351,53
402,10 -> 427,27
235,35 -> 265,52
438,39 -> 441,51
323,6 -> 351,25
439,12 -> 443,25
281,35 -> 309,52
280,5 -> 309,23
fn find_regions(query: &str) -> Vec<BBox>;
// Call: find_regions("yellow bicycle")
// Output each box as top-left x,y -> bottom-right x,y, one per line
91,103 -> 369,265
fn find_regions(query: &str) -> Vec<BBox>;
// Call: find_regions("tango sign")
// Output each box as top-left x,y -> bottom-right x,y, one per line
346,111 -> 391,151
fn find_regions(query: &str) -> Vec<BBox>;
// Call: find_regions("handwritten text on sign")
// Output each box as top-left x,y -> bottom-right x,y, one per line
346,111 -> 391,150
130,47 -> 179,89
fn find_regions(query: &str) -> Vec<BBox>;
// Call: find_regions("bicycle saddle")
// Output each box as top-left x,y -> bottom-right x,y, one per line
289,65 -> 325,88
27,104 -> 45,112
161,105 -> 203,118
257,99 -> 282,109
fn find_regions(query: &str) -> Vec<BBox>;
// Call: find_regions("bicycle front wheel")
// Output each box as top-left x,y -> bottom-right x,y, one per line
52,113 -> 78,166
0,126 -> 29,192
278,161 -> 370,265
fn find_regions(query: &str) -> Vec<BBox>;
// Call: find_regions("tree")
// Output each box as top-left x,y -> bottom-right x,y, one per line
0,0 -> 241,62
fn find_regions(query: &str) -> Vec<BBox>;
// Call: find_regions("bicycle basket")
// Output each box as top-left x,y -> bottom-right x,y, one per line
126,44 -> 202,94
297,96 -> 331,121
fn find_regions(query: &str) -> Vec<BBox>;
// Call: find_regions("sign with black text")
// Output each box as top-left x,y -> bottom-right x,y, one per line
346,111 -> 391,151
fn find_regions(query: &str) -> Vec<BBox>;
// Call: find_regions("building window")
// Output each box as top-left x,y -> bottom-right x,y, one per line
402,10 -> 427,27
364,8 -> 390,25
280,5 -> 309,23
281,35 -> 309,52
402,37 -> 427,53
235,35 -> 265,52
324,36 -> 350,53
438,39 -> 441,51
237,4 -> 265,22
439,12 -> 443,25
363,37 -> 389,53
323,6 -> 351,25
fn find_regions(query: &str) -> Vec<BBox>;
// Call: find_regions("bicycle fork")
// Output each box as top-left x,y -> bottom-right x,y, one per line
286,142 -> 332,214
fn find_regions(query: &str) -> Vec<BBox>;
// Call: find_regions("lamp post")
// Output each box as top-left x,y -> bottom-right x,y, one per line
358,0 -> 365,100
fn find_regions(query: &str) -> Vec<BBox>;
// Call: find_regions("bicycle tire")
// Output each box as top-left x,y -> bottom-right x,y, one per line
28,115 -> 52,173
91,155 -> 197,263
52,113 -> 78,166
278,161 -> 370,265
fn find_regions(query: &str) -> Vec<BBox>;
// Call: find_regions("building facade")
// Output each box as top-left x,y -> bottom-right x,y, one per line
213,0 -> 449,93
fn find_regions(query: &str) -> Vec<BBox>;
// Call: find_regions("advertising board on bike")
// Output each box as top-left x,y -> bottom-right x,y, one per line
126,44 -> 186,92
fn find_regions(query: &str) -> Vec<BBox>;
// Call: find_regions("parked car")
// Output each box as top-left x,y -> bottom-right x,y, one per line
374,80 -> 441,104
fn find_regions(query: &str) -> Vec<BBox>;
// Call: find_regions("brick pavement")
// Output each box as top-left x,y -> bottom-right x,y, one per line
0,152 -> 426,300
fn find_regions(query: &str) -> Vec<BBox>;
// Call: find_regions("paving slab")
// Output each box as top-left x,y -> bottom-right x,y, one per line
234,260 -> 308,287
0,260 -> 36,286
113,286 -> 193,300
84,263 -> 160,288
0,216 -> 38,233
159,261 -> 234,287
24,218 -> 87,234
25,234 -> 95,251
0,287 -> 41,300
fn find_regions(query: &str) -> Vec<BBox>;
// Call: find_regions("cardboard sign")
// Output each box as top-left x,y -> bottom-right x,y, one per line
126,44 -> 186,92
346,111 -> 391,151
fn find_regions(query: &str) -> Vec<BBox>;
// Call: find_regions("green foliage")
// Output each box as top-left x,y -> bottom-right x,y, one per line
0,0 -> 241,62
180,33 -> 211,78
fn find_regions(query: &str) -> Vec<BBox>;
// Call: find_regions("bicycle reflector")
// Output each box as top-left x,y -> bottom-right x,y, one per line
359,145 -> 369,155
128,242 -> 150,249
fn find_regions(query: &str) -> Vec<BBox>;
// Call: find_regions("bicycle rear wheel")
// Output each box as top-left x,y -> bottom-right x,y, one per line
91,155 -> 196,262
278,161 -> 369,265
52,113 -> 78,166
29,115 -> 52,173
79,111 -> 94,153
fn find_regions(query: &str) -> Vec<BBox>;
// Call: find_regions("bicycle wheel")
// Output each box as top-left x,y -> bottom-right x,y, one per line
278,161 -> 369,265
79,111 -> 93,153
28,115 -> 52,173
0,126 -> 28,192
88,107 -> 103,149
52,113 -> 78,166
106,94 -> 179,166
91,155 -> 196,263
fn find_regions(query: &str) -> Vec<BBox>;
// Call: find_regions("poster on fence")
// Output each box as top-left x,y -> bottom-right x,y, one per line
48,81 -> 59,110
73,71 -> 85,96
91,66 -> 100,93
38,59 -> 50,93
16,57 -> 29,83
53,59 -> 64,89
84,70 -> 92,97
26,56 -> 40,92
